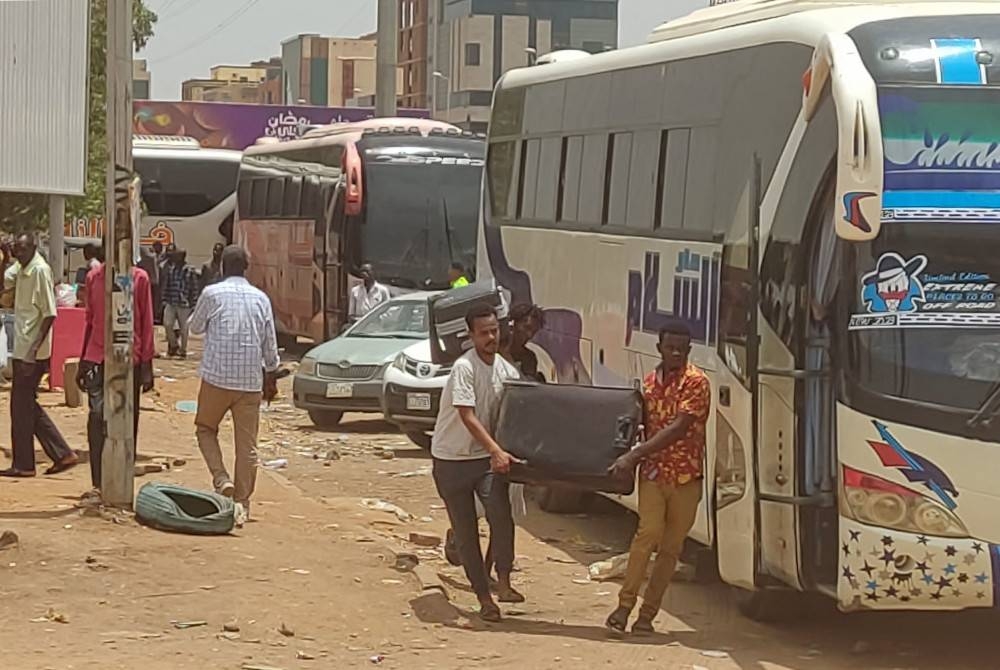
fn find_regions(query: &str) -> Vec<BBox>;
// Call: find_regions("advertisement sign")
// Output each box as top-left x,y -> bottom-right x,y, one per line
133,101 -> 430,151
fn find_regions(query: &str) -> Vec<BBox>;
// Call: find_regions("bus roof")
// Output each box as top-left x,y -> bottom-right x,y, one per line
495,1 -> 1000,92
244,117 -> 481,157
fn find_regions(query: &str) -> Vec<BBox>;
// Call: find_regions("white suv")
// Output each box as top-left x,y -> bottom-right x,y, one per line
381,339 -> 452,449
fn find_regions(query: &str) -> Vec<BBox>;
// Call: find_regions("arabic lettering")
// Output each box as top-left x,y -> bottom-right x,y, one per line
264,110 -> 311,141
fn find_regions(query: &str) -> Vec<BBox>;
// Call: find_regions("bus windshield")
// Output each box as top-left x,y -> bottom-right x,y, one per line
847,86 -> 1000,416
361,141 -> 484,290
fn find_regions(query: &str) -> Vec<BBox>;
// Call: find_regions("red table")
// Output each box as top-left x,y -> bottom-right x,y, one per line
49,306 -> 86,390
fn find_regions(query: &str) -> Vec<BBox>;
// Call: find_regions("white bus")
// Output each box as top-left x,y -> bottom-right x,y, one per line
481,0 -> 1000,617
66,136 -> 241,268
133,136 -> 242,266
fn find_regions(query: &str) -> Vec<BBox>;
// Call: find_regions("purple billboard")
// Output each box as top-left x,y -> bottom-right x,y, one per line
132,100 -> 430,150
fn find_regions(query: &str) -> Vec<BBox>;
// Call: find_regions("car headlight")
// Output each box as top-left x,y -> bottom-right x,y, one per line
841,466 -> 968,538
392,352 -> 407,372
298,356 -> 317,376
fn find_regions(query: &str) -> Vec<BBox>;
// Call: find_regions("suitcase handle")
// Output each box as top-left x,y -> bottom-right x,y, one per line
613,415 -> 638,451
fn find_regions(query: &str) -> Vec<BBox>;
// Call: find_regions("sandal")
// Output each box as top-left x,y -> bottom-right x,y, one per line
0,468 -> 36,478
605,606 -> 630,634
45,454 -> 79,475
479,601 -> 502,623
495,584 -> 526,604
632,616 -> 655,635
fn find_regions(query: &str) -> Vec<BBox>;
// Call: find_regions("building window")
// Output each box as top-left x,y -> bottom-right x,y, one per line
465,43 -> 481,67
582,41 -> 607,54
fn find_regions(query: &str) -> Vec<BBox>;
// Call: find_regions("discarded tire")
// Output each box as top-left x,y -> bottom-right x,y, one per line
135,482 -> 235,535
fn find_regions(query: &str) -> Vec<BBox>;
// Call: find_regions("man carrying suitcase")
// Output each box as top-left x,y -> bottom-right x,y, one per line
605,321 -> 711,635
431,304 -> 523,622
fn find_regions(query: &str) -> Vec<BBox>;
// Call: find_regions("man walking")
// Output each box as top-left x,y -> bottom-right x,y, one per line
189,246 -> 279,516
200,242 -> 224,293
0,235 -> 78,477
348,263 -> 390,320
605,321 -> 710,635
161,246 -> 198,358
431,304 -> 523,622
77,259 -> 155,498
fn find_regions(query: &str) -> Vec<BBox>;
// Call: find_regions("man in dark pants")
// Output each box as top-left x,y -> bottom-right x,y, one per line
431,304 -> 523,622
77,260 -> 156,500
0,235 -> 78,477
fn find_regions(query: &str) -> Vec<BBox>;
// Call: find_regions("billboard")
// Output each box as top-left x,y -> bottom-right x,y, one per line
132,100 -> 431,150
0,0 -> 88,195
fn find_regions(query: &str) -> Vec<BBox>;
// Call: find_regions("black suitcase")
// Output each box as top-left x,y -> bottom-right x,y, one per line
428,279 -> 510,366
494,381 -> 643,495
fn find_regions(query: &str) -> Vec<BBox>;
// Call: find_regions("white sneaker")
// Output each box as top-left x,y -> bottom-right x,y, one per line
234,502 -> 247,528
216,480 -> 235,498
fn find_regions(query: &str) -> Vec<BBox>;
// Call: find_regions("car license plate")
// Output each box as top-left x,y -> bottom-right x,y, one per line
326,382 -> 353,398
406,393 -> 432,411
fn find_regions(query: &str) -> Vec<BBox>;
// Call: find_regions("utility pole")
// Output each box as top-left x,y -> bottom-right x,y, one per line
103,0 -> 136,508
375,0 -> 398,117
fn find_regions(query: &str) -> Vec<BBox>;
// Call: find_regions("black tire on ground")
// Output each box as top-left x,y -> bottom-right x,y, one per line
537,485 -> 588,514
736,587 -> 797,622
308,410 -> 344,428
406,431 -> 433,450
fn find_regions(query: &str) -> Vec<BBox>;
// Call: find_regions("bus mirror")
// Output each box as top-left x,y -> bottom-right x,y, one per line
804,33 -> 883,242
344,143 -> 364,217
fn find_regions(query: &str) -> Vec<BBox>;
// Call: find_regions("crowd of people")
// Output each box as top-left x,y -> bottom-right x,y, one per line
0,239 -> 708,635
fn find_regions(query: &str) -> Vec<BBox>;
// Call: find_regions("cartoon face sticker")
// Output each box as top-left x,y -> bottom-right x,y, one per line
861,252 -> 928,314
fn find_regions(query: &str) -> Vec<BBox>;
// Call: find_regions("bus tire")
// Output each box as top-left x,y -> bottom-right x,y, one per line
537,485 -> 588,514
308,410 -> 343,429
406,431 -> 432,450
736,588 -> 795,622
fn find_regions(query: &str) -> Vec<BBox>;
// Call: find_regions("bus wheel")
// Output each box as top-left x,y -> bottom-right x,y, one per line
406,432 -> 432,450
736,588 -> 796,622
537,485 -> 588,514
308,410 -> 343,429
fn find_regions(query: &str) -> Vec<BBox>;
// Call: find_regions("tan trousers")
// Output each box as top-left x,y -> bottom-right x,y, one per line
619,477 -> 702,619
195,381 -> 262,506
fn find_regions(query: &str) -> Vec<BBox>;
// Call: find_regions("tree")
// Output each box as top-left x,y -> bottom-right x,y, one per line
0,0 -> 157,233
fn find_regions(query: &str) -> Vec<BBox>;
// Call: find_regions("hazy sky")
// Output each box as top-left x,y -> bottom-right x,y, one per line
139,0 -> 706,100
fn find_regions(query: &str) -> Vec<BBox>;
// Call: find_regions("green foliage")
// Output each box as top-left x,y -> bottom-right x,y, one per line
0,0 -> 157,233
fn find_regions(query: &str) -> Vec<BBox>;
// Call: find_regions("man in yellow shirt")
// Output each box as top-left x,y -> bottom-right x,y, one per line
1,235 -> 77,477
449,262 -> 470,289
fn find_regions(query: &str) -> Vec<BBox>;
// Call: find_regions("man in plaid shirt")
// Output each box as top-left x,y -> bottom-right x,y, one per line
161,247 -> 199,358
189,246 -> 280,516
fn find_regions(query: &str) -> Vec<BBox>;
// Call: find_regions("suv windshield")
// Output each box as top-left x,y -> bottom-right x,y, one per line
349,300 -> 428,339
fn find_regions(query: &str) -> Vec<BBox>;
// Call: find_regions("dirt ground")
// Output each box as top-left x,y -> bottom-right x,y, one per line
1,338 -> 999,670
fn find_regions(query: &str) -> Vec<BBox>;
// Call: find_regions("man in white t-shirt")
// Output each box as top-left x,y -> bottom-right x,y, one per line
348,263 -> 390,320
431,303 -> 523,622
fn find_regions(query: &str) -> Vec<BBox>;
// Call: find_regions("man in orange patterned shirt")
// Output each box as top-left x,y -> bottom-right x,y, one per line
606,321 -> 711,635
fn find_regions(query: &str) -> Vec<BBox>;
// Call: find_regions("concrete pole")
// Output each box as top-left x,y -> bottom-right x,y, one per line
375,0 -> 398,117
47,195 -> 65,280
102,0 -> 136,509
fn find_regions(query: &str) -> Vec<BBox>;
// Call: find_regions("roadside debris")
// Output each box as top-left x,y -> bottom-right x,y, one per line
31,608 -> 69,624
263,458 -> 289,470
588,553 -> 629,581
408,532 -> 442,548
223,619 -> 240,633
361,498 -> 413,522
171,620 -> 207,629
369,654 -> 385,664
0,530 -> 18,550
278,622 -> 295,637
393,552 -> 420,572
174,400 -> 198,413
296,651 -> 316,660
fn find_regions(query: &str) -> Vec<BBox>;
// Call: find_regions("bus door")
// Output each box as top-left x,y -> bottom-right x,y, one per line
322,183 -> 349,340
714,159 -> 764,590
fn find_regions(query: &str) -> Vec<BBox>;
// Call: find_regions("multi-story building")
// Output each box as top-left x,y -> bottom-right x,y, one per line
180,60 -> 282,103
132,59 -> 151,100
426,0 -> 619,131
281,34 -> 382,106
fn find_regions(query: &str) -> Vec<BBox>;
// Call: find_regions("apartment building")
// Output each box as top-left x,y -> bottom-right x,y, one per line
427,0 -> 619,131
